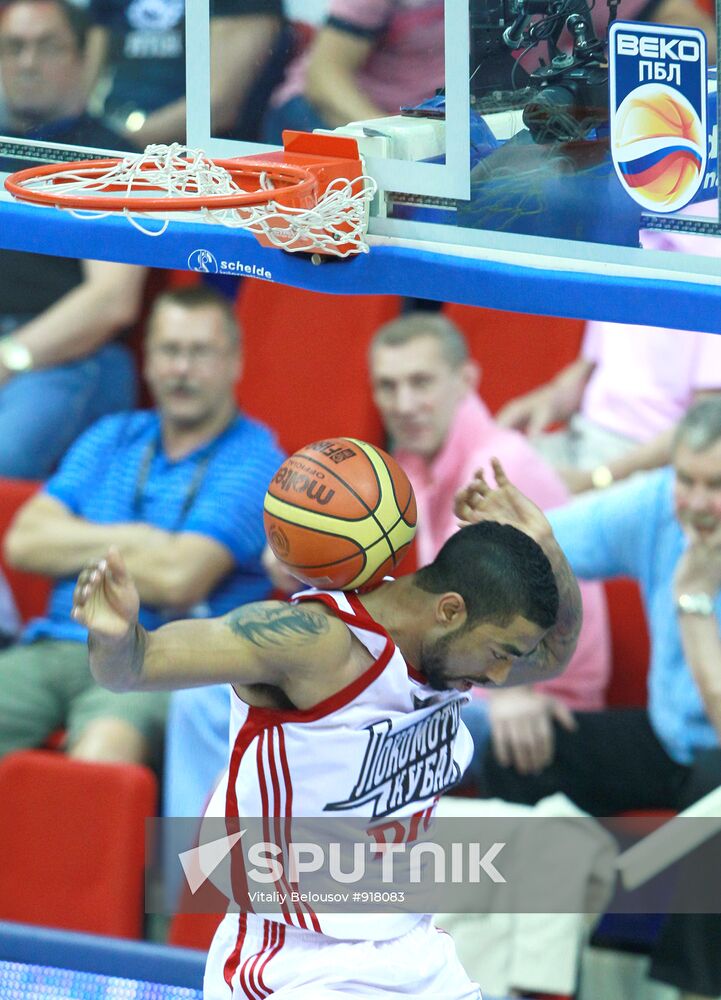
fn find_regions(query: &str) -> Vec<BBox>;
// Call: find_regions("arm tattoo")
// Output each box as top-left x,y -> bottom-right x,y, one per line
225,604 -> 331,648
536,542 -> 583,674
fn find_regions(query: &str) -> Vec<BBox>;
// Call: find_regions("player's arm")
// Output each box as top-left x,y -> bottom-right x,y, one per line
305,26 -> 385,127
0,261 -> 146,372
511,528 -> 582,683
74,548 -> 349,694
456,459 -> 583,681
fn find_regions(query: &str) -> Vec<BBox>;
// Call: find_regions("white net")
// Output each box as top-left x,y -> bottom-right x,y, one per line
14,143 -> 378,257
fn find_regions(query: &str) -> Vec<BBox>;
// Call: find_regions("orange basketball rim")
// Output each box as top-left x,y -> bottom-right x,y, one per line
4,132 -> 377,258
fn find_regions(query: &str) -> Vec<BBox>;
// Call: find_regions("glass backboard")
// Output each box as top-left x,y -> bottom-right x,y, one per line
0,0 -> 718,327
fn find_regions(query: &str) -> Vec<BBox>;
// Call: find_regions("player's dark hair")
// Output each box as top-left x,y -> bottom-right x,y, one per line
415,521 -> 559,630
147,284 -> 241,348
0,0 -> 89,52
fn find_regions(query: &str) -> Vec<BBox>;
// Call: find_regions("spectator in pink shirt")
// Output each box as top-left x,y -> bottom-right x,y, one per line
497,205 -> 721,495
263,0 -> 444,143
369,311 -> 610,786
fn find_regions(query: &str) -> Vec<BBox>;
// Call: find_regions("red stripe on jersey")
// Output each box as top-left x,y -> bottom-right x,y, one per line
227,708 -> 266,822
345,593 -> 387,633
257,730 -> 293,925
226,712 -> 270,918
251,921 -> 275,999
241,918 -> 268,1000
266,727 -> 308,929
223,912 -> 248,993
257,921 -> 285,996
277,725 -> 322,933
224,709 -> 281,989
406,663 -> 428,684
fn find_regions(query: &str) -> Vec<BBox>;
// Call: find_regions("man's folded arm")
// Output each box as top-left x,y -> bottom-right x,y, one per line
5,494 -> 234,608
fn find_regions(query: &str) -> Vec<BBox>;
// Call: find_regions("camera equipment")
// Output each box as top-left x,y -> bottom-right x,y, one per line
469,0 -> 532,98
470,0 -> 617,142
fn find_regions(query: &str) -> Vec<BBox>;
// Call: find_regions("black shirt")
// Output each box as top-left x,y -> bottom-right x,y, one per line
87,0 -> 283,117
0,114 -> 130,317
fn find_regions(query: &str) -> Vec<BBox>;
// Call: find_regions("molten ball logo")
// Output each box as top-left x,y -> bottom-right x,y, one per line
614,84 -> 705,212
267,525 -> 289,559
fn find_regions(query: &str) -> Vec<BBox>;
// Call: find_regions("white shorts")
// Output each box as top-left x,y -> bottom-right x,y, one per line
204,912 -> 481,999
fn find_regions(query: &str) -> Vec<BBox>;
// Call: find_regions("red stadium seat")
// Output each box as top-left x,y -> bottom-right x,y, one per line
167,826 -> 226,950
443,304 -> 584,416
236,279 -> 400,454
603,578 -> 650,708
0,750 -> 156,938
167,909 -> 223,952
0,477 -> 51,622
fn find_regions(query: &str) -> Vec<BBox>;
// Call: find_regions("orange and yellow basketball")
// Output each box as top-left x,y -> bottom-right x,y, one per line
264,438 -> 417,590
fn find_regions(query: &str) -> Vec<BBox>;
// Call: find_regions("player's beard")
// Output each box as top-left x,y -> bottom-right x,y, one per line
419,630 -> 456,691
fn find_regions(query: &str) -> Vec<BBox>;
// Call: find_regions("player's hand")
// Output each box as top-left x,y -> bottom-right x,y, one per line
71,546 -> 140,639
455,458 -> 553,545
495,387 -> 557,436
487,687 -> 576,774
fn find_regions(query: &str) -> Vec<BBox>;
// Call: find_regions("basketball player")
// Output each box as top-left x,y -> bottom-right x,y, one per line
73,460 -> 581,999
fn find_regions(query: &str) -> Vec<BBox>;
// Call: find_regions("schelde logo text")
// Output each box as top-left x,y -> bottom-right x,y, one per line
187,248 -> 273,280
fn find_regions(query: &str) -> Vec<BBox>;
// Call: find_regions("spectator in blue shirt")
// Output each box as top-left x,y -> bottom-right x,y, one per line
473,396 -> 721,1000
1,284 -> 284,767
0,0 -> 143,478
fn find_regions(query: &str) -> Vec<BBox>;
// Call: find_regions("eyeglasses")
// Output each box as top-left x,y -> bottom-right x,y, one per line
149,343 -> 231,364
0,35 -> 77,59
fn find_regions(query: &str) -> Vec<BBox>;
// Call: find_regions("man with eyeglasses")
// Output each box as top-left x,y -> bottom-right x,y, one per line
0,0 -> 124,154
0,0 -> 144,477
1,285 -> 284,769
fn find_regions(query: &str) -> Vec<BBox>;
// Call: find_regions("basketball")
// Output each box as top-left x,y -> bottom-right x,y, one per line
263,437 -> 417,590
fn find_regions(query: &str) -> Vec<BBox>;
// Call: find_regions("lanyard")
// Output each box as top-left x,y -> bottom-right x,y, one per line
131,434 -> 218,531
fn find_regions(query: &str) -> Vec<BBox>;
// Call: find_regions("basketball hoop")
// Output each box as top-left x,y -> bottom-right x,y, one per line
4,132 -> 378,258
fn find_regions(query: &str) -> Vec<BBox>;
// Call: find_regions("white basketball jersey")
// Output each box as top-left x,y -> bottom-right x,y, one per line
204,587 -> 473,942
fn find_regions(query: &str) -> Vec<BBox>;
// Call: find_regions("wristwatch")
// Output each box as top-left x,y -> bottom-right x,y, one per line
591,465 -> 614,489
677,592 -> 715,617
0,335 -> 33,373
